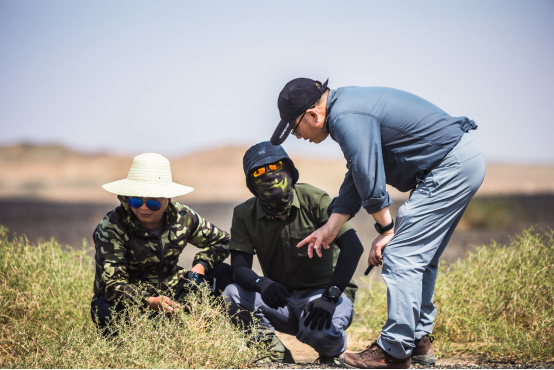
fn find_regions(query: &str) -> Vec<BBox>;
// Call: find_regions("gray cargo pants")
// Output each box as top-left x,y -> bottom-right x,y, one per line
223,284 -> 354,357
377,132 -> 486,359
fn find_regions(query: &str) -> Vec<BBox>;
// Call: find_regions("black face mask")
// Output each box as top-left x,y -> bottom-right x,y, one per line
250,167 -> 294,217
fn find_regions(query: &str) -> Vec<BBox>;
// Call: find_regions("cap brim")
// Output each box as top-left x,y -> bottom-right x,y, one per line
270,119 -> 293,145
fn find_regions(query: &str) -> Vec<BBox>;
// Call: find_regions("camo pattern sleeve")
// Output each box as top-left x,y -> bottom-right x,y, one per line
174,203 -> 230,271
93,209 -> 154,305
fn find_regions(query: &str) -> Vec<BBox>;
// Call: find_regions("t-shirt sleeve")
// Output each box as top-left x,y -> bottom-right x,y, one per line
229,206 -> 255,254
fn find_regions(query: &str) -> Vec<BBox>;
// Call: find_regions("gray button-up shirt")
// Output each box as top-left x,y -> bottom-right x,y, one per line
326,87 -> 477,215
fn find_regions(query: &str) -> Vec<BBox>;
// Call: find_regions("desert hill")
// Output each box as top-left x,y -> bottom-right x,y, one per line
1,143 -> 553,204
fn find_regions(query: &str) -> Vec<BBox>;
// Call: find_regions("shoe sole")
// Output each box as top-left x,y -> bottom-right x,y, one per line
339,355 -> 358,369
412,354 -> 436,366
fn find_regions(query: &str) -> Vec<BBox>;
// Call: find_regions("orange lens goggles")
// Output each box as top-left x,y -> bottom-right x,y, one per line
252,160 -> 284,178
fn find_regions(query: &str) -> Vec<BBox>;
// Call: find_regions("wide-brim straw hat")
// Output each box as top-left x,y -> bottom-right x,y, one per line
102,153 -> 194,198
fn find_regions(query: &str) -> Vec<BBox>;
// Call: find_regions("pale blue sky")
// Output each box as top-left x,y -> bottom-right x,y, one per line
1,0 -> 553,163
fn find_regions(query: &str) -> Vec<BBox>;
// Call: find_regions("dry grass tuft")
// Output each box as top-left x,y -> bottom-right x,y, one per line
349,228 -> 554,364
0,226 -> 265,368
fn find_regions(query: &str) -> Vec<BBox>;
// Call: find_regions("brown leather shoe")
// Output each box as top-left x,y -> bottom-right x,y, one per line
343,342 -> 411,369
412,335 -> 436,366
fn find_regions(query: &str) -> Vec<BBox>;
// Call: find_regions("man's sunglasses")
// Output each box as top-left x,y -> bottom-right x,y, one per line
252,160 -> 284,178
128,197 -> 163,211
291,105 -> 315,136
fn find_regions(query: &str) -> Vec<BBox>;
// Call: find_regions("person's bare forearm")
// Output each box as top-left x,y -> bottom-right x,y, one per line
326,212 -> 350,235
372,207 -> 393,228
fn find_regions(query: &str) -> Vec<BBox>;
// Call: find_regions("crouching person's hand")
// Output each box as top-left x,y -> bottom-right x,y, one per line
303,296 -> 336,330
253,277 -> 290,309
146,295 -> 181,315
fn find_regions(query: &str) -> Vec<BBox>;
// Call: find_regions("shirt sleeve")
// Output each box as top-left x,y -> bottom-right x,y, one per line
328,170 -> 362,217
184,207 -> 231,271
316,188 -> 353,240
93,221 -> 152,305
229,206 -> 256,254
329,112 -> 392,215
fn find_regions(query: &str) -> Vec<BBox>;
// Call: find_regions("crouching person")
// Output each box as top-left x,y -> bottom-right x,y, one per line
91,153 -> 233,332
222,142 -> 364,365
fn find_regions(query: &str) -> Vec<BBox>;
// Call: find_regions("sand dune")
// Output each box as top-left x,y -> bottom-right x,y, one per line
1,144 -> 553,204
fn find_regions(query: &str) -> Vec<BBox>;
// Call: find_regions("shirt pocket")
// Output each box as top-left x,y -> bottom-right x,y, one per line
289,228 -> 335,267
289,236 -> 336,288
289,227 -> 316,258
426,162 -> 460,196
416,169 -> 438,198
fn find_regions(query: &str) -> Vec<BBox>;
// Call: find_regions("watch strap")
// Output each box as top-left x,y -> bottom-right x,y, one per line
374,220 -> 394,234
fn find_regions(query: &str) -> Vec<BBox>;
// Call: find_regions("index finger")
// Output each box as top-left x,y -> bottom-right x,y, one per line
298,233 -> 319,259
297,233 -> 315,248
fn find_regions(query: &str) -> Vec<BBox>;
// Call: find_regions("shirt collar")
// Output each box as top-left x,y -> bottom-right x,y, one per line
324,89 -> 337,133
255,187 -> 300,220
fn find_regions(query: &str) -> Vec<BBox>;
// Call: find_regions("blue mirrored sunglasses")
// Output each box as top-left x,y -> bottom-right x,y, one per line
128,197 -> 162,211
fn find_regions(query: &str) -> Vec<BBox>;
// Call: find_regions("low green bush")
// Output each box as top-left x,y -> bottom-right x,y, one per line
0,226 -> 265,368
458,197 -> 518,230
3,224 -> 552,366
349,228 -> 554,364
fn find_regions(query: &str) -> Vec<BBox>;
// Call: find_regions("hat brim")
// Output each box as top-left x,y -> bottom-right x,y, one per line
270,119 -> 294,145
102,179 -> 194,198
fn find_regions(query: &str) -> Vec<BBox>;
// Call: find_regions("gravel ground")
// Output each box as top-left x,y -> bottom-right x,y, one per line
252,358 -> 554,369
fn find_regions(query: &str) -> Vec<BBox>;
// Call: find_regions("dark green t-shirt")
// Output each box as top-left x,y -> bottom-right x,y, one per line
230,183 -> 358,301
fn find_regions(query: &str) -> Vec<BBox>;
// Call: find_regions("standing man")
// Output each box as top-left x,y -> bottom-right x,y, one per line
223,141 -> 364,365
91,153 -> 232,331
271,78 -> 486,368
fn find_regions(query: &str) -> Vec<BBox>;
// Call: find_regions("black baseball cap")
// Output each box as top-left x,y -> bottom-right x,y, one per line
270,78 -> 328,145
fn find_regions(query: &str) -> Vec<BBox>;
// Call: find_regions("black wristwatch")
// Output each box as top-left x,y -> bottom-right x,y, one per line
323,286 -> 341,302
374,220 -> 394,234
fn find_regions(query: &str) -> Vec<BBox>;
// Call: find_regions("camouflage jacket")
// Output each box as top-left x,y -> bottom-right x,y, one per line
93,199 -> 230,304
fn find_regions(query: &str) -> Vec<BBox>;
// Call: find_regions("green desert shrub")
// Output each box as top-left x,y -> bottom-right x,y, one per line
0,226 -> 265,368
433,228 -> 554,362
350,228 -> 554,364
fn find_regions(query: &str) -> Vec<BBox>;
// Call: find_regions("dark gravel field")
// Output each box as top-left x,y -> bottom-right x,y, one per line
3,194 -> 554,271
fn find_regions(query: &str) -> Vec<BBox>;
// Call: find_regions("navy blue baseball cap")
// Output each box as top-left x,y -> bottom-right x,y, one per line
270,78 -> 328,145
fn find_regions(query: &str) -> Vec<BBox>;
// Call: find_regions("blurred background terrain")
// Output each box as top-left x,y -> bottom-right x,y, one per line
2,144 -> 554,362
1,143 -> 553,364
2,143 -> 554,278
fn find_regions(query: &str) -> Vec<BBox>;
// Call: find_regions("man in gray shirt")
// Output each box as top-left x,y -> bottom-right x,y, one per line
271,78 -> 486,369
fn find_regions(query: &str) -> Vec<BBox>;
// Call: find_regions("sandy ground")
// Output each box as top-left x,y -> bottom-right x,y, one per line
2,144 -> 554,364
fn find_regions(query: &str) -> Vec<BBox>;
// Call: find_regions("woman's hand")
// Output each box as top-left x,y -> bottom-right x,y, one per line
146,295 -> 181,314
190,263 -> 206,275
